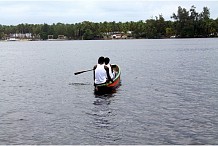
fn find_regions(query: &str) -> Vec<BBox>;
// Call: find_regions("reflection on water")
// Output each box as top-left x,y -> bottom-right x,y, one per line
92,96 -> 113,129
84,93 -> 122,144
93,90 -> 117,105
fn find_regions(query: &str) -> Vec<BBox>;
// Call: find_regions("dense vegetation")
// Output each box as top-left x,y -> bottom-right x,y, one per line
0,5 -> 218,40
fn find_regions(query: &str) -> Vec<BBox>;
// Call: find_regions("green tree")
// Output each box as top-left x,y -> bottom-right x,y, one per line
40,23 -> 49,40
171,6 -> 190,37
145,19 -> 157,38
189,5 -> 198,37
199,7 -> 210,37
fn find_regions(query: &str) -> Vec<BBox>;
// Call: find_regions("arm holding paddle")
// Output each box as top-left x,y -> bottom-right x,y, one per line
93,65 -> 97,82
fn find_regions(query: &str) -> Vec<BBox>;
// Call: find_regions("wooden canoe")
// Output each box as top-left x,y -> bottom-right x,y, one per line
94,64 -> 121,94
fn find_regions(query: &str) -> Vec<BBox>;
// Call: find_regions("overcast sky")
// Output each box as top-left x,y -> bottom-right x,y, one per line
0,0 -> 217,25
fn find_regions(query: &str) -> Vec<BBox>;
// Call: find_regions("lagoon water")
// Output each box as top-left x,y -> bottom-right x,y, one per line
0,38 -> 218,144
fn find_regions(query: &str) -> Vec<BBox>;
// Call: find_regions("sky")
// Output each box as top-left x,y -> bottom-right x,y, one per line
0,0 -> 217,25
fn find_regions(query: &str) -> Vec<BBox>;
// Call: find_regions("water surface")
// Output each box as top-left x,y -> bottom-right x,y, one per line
0,39 -> 218,144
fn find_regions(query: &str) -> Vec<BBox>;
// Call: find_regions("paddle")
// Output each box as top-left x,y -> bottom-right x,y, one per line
74,69 -> 93,75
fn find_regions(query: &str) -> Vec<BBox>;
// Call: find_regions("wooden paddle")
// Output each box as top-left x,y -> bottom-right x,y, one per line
74,69 -> 93,75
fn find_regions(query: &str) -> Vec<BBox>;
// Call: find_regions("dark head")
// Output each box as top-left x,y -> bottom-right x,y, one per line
104,57 -> 110,65
98,56 -> 105,64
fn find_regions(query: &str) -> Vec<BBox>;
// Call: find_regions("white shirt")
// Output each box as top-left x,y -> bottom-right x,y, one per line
105,64 -> 114,79
94,64 -> 107,84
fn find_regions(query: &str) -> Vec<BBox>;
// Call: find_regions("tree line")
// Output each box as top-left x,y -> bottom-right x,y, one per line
0,5 -> 218,40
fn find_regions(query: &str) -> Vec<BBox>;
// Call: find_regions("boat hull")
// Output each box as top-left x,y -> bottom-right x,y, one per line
94,64 -> 121,94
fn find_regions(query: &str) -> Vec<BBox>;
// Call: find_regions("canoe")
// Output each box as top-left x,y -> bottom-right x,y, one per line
94,64 -> 121,94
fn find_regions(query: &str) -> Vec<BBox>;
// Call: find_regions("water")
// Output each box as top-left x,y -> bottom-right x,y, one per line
0,39 -> 218,144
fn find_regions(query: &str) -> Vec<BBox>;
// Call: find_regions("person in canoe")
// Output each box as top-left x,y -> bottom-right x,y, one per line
104,57 -> 115,79
93,56 -> 114,86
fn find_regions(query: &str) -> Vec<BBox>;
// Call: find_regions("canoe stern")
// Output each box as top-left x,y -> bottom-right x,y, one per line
94,64 -> 121,93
